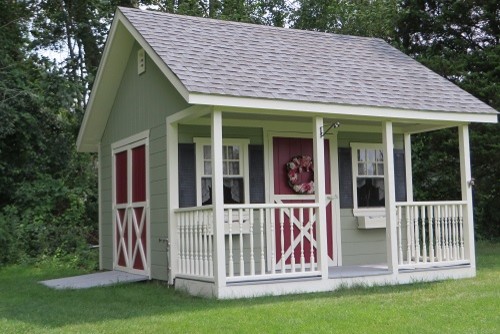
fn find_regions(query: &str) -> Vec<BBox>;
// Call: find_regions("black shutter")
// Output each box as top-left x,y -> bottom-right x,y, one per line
249,145 -> 265,203
338,147 -> 353,208
178,143 -> 196,207
394,149 -> 407,202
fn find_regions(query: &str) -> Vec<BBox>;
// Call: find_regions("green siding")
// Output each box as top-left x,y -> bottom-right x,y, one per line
336,131 -> 403,265
179,125 -> 263,144
338,132 -> 404,149
99,42 -> 189,280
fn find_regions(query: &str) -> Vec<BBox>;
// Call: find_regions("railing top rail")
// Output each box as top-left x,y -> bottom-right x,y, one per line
396,200 -> 467,207
223,203 -> 321,209
174,205 -> 213,213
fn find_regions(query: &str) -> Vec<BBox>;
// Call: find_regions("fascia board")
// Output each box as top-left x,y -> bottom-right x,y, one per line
188,93 -> 499,124
77,15 -> 134,152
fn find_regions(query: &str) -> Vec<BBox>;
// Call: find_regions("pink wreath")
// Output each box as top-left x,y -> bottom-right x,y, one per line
286,155 -> 314,194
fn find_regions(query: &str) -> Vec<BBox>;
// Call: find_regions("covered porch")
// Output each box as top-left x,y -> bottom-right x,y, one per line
166,107 -> 476,298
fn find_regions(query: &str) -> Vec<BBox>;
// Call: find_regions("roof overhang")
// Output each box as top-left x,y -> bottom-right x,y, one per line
77,9 -> 498,153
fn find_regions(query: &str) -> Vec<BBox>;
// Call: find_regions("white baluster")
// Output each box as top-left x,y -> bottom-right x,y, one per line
228,208 -> 234,277
239,208 -> 244,276
202,210 -> 208,276
280,208 -> 285,273
270,207 -> 276,274
208,212 -> 213,277
397,206 -> 403,265
290,207 -> 295,273
406,206 -> 411,264
414,206 -> 420,263
459,204 -> 465,260
188,211 -> 194,275
178,213 -> 183,274
428,205 -> 435,263
436,205 -> 442,262
249,209 -> 255,276
452,205 -> 458,260
309,207 -> 315,271
260,208 -> 265,275
300,208 -> 305,272
421,205 -> 427,263
194,210 -> 200,275
443,205 -> 449,261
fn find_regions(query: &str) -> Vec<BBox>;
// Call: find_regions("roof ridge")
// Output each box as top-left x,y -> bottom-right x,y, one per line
117,6 -> 384,42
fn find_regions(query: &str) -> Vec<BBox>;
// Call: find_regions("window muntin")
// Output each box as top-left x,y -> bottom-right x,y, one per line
351,143 -> 385,211
194,138 -> 249,206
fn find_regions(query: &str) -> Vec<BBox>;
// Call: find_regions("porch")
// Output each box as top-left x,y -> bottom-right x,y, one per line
166,109 -> 476,298
171,200 -> 473,297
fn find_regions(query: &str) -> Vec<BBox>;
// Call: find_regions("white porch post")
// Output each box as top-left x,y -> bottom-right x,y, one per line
383,121 -> 398,274
459,125 -> 476,270
211,109 -> 226,290
404,133 -> 414,202
313,117 -> 329,279
166,120 -> 179,285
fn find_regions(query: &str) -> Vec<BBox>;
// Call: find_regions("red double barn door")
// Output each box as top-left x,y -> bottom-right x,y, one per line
114,142 -> 149,275
272,137 -> 334,269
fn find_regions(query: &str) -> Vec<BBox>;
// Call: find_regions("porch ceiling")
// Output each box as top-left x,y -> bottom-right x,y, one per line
183,111 -> 456,134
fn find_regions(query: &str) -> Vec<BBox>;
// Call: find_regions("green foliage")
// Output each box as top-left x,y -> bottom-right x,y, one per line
397,0 -> 500,239
292,0 -> 399,40
0,0 -> 98,266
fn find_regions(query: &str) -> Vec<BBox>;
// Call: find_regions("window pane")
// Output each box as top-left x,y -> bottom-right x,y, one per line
367,163 -> 375,175
357,178 -> 385,207
223,146 -> 228,159
202,178 -> 212,205
231,162 -> 240,175
223,162 -> 228,175
358,149 -> 365,162
358,163 -> 366,175
376,150 -> 384,161
377,163 -> 384,175
204,161 -> 212,175
367,149 -> 376,162
232,146 -> 239,159
203,145 -> 211,159
223,178 -> 244,204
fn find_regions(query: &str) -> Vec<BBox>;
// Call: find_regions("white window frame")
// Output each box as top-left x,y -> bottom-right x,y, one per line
350,142 -> 385,217
193,137 -> 250,206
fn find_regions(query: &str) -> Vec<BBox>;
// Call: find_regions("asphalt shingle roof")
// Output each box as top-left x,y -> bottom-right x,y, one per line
119,7 -> 497,114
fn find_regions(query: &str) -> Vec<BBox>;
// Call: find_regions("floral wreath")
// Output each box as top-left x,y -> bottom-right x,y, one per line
286,155 -> 314,194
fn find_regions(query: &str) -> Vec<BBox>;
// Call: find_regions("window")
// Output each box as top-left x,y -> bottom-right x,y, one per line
351,143 -> 385,214
194,138 -> 250,206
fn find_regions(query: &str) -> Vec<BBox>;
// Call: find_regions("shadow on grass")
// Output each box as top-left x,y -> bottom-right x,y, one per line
0,241 -> 497,329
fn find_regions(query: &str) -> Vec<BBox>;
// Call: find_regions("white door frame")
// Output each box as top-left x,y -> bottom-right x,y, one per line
265,130 -> 340,268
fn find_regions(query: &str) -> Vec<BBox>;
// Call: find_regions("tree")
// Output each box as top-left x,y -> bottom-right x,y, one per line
397,0 -> 500,239
292,0 -> 399,41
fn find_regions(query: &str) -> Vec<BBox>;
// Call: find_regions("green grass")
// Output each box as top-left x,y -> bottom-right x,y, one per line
1,242 -> 499,334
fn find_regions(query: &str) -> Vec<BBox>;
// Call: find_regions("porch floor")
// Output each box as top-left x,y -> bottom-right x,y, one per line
328,264 -> 390,278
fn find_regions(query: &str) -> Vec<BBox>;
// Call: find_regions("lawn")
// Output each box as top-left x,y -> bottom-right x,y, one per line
1,242 -> 498,334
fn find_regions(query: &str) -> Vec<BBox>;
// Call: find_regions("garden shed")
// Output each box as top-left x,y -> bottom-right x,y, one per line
77,7 -> 498,298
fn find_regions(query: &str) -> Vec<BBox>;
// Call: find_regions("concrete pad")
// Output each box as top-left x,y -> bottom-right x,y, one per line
40,271 -> 148,290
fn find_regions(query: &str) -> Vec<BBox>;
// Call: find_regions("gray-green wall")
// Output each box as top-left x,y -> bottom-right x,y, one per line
100,42 -> 189,279
338,131 -> 404,265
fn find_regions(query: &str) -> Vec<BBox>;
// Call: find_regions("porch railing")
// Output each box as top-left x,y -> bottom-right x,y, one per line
396,201 -> 468,268
174,203 -> 322,282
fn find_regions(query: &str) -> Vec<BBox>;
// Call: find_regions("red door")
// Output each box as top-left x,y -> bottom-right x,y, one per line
114,143 -> 148,275
272,137 -> 334,269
